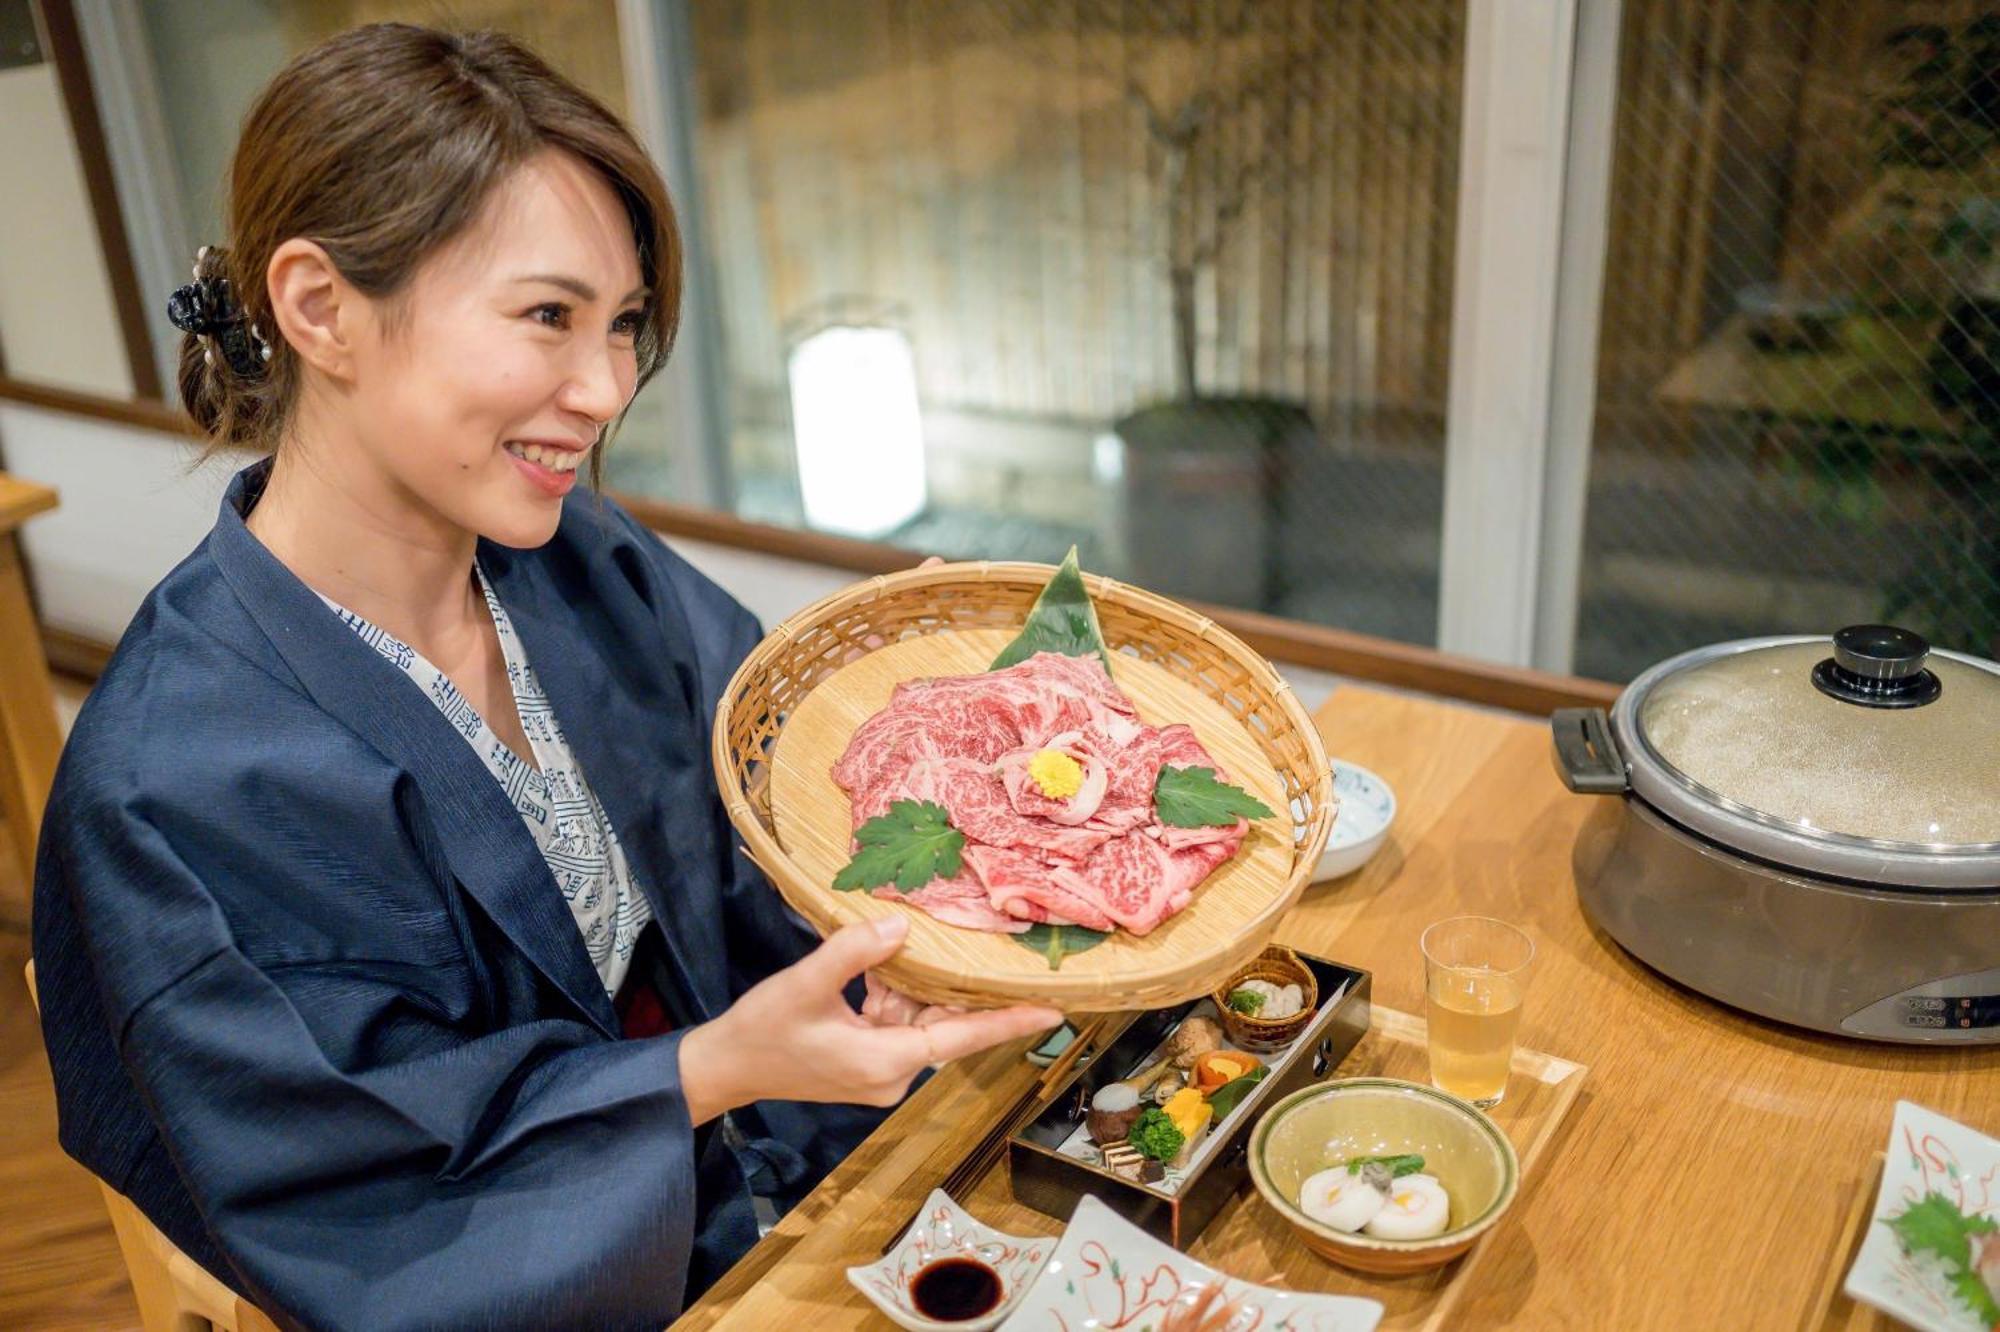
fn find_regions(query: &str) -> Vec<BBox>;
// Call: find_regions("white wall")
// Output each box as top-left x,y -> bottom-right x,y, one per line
0,404 -> 223,639
0,60 -> 133,398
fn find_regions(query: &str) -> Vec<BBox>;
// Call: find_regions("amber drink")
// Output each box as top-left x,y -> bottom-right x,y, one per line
1420,917 -> 1534,1108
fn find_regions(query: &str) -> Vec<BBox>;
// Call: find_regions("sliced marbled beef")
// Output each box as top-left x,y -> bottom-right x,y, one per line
831,651 -> 1251,937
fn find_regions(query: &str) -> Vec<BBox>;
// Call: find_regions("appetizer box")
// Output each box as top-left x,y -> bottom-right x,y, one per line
1009,951 -> 1371,1248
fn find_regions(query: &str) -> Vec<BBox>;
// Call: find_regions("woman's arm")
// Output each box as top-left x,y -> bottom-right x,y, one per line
50,799 -> 710,1332
676,912 -> 1059,1125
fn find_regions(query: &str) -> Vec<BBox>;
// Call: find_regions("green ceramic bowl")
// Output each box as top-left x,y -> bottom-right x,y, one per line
1247,1077 -> 1519,1273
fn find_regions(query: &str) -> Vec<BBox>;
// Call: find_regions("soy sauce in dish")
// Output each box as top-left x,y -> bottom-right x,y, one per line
909,1257 -> 1002,1321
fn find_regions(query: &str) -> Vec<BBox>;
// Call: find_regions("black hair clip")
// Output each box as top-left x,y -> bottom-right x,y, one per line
167,246 -> 272,378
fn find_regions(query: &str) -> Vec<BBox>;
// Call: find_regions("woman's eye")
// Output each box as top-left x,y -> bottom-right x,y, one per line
530,302 -> 570,330
613,309 -> 646,338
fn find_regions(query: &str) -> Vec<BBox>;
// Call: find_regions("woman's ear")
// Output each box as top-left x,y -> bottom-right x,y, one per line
266,239 -> 359,381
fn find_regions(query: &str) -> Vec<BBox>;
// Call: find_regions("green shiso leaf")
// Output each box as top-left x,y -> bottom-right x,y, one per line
988,546 -> 1114,674
1885,1192 -> 2000,1325
831,800 -> 965,892
1154,765 -> 1275,828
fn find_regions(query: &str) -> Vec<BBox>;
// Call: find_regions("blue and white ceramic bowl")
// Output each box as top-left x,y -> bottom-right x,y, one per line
1313,760 -> 1396,882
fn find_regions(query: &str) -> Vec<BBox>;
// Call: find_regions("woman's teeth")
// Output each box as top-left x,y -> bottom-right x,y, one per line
505,442 -> 584,473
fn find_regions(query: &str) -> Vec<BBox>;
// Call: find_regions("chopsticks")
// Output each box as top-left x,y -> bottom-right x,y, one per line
877,1015 -> 1112,1255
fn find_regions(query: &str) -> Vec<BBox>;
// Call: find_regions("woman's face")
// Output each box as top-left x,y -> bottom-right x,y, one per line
345,148 -> 648,548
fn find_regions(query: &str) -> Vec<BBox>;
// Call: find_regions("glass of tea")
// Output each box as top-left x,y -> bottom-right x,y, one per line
1420,916 -> 1534,1108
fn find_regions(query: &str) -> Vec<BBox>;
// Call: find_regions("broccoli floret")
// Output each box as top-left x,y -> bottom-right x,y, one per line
1127,1107 -> 1186,1163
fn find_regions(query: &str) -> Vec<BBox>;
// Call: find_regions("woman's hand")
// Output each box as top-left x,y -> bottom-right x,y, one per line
861,972 -> 968,1028
677,915 -> 1062,1125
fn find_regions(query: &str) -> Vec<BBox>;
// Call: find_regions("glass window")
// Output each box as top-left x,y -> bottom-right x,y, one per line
1579,2 -> 2000,678
138,0 -> 628,247
616,1 -> 1469,646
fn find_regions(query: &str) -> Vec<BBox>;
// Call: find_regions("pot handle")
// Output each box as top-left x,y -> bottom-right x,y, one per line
1551,708 -> 1628,794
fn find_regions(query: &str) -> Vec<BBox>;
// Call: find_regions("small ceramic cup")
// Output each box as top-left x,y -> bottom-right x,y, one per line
1314,760 -> 1397,881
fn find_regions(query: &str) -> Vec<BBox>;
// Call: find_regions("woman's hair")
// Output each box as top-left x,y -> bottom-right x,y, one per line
179,22 -> 680,480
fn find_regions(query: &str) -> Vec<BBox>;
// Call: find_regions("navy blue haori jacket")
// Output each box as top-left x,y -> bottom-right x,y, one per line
33,458 -> 886,1331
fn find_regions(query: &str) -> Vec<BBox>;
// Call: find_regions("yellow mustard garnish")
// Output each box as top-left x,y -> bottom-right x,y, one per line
1027,748 -> 1084,799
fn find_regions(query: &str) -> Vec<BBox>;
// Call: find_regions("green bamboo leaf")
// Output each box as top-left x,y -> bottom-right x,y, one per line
1205,1065 -> 1269,1120
989,546 -> 1114,674
1011,921 -> 1111,969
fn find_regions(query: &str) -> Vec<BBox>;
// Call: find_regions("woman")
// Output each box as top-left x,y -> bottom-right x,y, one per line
31,23 -> 1058,1331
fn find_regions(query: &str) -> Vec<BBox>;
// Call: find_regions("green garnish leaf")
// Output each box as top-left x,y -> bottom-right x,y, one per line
1154,765 -> 1275,828
1205,1065 -> 1269,1119
1128,1107 -> 1186,1163
832,800 -> 965,892
1346,1153 -> 1426,1179
1885,1192 -> 2000,1325
1226,988 -> 1267,1015
989,546 -> 1114,674
1012,922 -> 1111,969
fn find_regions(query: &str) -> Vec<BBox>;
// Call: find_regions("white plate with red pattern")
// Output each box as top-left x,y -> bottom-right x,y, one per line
1844,1101 -> 2000,1332
998,1194 -> 1382,1331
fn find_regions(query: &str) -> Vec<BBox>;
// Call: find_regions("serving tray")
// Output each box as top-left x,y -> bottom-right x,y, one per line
961,1004 -> 1589,1331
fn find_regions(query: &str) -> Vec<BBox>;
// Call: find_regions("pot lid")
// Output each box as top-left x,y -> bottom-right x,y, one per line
1616,626 -> 2000,887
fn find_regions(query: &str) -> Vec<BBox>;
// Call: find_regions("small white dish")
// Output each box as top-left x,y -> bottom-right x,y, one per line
1843,1100 -> 2000,1332
846,1190 -> 1050,1331
1313,760 -> 1396,881
998,1193 -> 1383,1331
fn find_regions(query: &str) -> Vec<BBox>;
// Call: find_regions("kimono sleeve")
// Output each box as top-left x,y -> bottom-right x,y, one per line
54,791 -> 705,1332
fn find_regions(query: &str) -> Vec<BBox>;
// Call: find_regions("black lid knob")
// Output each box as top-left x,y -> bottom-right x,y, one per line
1813,624 -> 1941,707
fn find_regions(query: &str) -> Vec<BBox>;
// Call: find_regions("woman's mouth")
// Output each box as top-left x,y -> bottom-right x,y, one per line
504,441 -> 586,496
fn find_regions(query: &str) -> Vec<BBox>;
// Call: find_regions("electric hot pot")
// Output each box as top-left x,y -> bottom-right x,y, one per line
1552,625 -> 2000,1044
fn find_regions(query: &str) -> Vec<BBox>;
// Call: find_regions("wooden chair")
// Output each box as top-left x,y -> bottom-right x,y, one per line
0,474 -> 65,912
24,961 -> 281,1332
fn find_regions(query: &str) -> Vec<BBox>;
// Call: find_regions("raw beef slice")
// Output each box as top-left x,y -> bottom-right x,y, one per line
832,651 -> 1253,938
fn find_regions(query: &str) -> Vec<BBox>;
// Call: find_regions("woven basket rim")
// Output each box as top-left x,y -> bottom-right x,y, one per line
710,562 -> 1337,1007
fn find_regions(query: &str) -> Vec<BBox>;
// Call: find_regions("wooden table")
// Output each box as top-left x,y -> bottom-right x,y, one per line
676,684 -> 2000,1329
0,474 -> 61,908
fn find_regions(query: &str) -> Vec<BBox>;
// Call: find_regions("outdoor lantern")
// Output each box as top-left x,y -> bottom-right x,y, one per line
786,324 -> 927,539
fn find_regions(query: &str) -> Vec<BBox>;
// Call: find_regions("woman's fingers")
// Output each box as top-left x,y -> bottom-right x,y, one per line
862,971 -> 927,1026
907,1003 -> 1064,1065
911,1003 -> 969,1028
793,916 -> 910,998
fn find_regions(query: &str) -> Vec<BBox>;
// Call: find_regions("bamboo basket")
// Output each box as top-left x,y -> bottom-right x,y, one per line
711,561 -> 1336,1010
1211,944 -> 1320,1051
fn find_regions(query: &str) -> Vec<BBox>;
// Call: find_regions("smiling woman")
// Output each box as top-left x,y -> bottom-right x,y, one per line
243,145 -> 660,545
176,23 -> 678,503
29,21 -> 1056,1332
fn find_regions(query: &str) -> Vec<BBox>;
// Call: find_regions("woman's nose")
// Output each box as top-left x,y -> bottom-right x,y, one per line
560,341 -> 628,424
